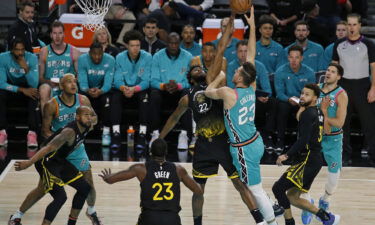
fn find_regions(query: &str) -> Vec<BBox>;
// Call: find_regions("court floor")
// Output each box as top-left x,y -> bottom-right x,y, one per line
1,160 -> 374,225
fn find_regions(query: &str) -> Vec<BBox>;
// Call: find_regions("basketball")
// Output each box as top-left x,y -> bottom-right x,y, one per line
229,0 -> 252,14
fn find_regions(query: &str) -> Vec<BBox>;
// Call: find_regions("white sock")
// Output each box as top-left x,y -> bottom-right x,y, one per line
11,210 -> 24,219
322,171 -> 340,201
139,125 -> 147,134
87,205 -> 96,215
103,126 -> 110,135
112,125 -> 120,134
177,149 -> 188,162
249,183 -> 276,225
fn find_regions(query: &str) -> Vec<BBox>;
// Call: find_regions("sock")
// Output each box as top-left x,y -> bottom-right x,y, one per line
139,125 -> 147,134
285,217 -> 295,225
250,209 -> 263,223
316,208 -> 330,221
87,205 -> 96,215
193,215 -> 202,225
322,171 -> 340,201
67,215 -> 77,225
11,210 -> 24,220
113,125 -> 120,134
103,126 -> 110,135
177,149 -> 188,162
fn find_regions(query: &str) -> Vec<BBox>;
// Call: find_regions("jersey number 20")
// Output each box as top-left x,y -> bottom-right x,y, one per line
152,182 -> 174,200
238,103 -> 255,125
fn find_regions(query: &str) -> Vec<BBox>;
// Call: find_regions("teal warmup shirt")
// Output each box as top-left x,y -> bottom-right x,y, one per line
322,43 -> 334,70
78,53 -> 115,94
151,48 -> 192,90
275,63 -> 316,102
114,50 -> 152,91
226,59 -> 272,95
284,40 -> 324,72
224,87 -> 257,143
180,42 -> 202,57
317,83 -> 345,133
213,38 -> 240,65
44,44 -> 75,80
0,51 -> 38,92
256,40 -> 284,74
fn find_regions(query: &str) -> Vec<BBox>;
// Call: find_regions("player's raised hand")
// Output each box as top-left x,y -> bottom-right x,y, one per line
320,96 -> 330,112
244,6 -> 255,27
14,160 -> 32,171
99,168 -> 112,183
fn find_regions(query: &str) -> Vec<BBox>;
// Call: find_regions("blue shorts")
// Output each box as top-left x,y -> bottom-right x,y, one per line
322,134 -> 343,173
66,144 -> 90,171
229,135 -> 264,186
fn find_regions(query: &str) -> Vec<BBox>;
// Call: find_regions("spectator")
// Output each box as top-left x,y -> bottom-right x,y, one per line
302,0 -> 331,47
322,21 -> 347,70
104,0 -> 136,47
268,0 -> 301,46
317,0 -> 352,36
332,14 -> 375,166
111,30 -> 152,158
274,45 -> 316,153
38,21 -> 80,116
78,42 -> 115,146
284,20 -> 325,73
180,25 -> 202,57
190,42 -> 227,73
212,17 -> 240,64
0,38 -> 39,148
93,26 -> 120,57
141,18 -> 167,55
7,1 -> 40,53
145,3 -> 177,42
256,15 -> 284,75
149,32 -> 193,151
226,40 -> 276,151
169,0 -> 214,27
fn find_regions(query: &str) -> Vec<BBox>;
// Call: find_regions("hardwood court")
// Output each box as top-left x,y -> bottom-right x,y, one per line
0,160 -> 374,225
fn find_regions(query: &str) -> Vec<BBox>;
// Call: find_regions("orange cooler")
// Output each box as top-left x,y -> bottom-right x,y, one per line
202,19 -> 245,43
59,13 -> 94,48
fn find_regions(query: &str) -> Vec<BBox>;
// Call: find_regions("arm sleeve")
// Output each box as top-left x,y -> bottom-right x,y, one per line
77,56 -> 89,92
364,38 -> 375,63
286,110 -> 314,157
25,54 -> 39,88
114,57 -> 126,90
0,58 -> 19,92
256,62 -> 272,95
100,57 -> 115,93
150,54 -> 163,89
137,54 -> 151,91
274,69 -> 288,101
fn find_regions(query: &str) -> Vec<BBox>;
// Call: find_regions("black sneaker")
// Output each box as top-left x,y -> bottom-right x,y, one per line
86,211 -> 103,225
111,132 -> 121,152
273,203 -> 285,218
264,136 -> 274,154
135,133 -> 147,161
274,139 -> 284,155
8,216 -> 22,225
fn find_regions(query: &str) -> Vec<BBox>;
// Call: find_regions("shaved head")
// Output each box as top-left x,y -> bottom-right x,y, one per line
76,106 -> 92,115
60,73 -> 76,84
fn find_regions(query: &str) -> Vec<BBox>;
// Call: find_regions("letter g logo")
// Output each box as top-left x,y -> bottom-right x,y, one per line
72,26 -> 83,39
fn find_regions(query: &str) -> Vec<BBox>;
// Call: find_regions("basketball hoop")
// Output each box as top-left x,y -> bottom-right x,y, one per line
74,0 -> 112,32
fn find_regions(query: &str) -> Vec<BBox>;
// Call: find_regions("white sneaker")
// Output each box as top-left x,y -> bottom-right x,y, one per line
149,130 -> 159,148
178,130 -> 188,149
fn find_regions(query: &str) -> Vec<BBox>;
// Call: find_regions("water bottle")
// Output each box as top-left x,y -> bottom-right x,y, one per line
127,125 -> 135,161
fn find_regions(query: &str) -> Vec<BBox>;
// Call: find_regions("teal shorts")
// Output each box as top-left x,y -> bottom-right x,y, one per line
66,143 -> 90,171
322,134 -> 343,173
229,135 -> 264,186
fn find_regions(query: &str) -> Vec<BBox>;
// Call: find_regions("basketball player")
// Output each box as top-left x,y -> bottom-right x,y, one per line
190,42 -> 227,73
204,9 -> 280,225
13,106 -> 96,225
162,10 -> 275,225
271,84 -> 340,225
39,21 -> 80,114
99,138 -> 203,225
8,75 -> 103,225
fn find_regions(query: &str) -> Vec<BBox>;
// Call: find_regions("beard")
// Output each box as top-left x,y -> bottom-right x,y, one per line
299,100 -> 312,107
78,120 -> 91,129
297,37 -> 307,43
192,73 -> 206,84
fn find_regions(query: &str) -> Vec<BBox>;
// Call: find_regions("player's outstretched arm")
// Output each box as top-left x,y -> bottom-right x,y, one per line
176,165 -> 203,194
244,6 -> 256,65
99,164 -> 146,184
160,95 -> 189,139
14,128 -> 75,171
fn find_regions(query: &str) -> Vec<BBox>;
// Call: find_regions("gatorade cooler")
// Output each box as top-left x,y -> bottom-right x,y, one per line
59,13 -> 94,48
202,19 -> 245,43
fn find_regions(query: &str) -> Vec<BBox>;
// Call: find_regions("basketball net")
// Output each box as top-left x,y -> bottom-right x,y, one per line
74,0 -> 112,32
